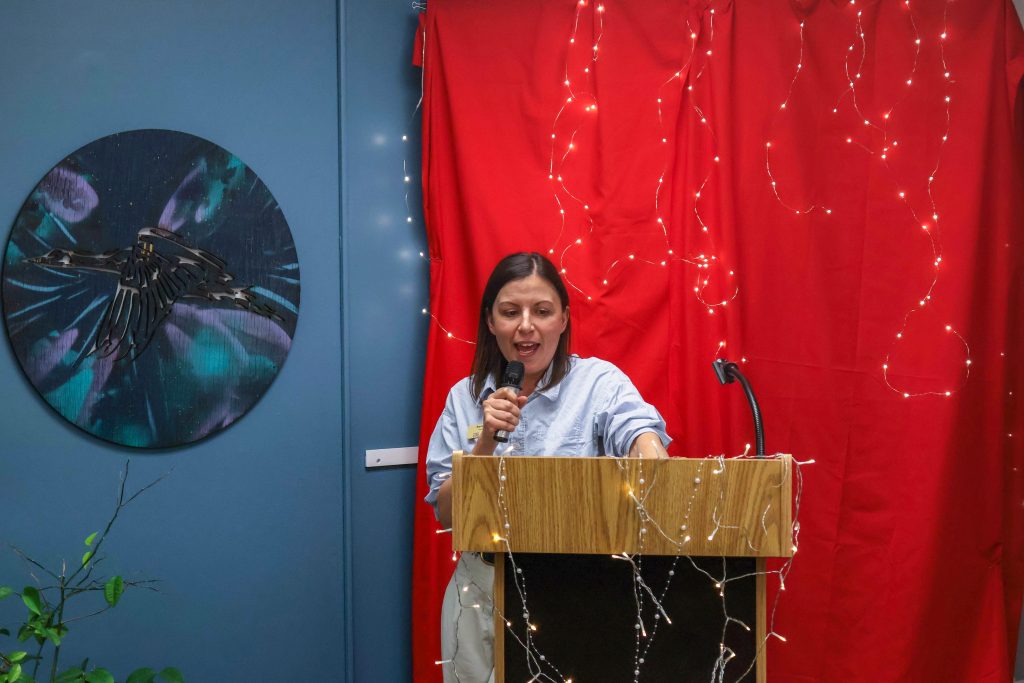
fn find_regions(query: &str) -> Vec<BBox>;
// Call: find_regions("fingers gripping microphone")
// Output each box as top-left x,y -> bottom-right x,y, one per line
493,361 -> 525,443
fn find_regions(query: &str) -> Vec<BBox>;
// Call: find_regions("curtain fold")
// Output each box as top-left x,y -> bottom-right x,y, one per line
411,1 -> 1024,680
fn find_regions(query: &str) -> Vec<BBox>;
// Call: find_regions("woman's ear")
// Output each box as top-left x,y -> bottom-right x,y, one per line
560,305 -> 569,333
486,309 -> 496,335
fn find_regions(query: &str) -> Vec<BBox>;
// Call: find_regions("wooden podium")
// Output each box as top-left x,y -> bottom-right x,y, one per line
451,453 -> 794,683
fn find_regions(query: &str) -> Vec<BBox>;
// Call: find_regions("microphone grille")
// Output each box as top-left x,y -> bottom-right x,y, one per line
505,361 -> 525,385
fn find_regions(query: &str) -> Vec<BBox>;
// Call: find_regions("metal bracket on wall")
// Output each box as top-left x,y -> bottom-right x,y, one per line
365,446 -> 419,468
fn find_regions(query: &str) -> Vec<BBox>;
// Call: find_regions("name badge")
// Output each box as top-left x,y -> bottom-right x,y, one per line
467,423 -> 483,440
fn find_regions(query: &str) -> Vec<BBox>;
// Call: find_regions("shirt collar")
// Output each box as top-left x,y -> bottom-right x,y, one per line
532,362 -> 560,402
476,357 -> 572,404
477,375 -> 498,405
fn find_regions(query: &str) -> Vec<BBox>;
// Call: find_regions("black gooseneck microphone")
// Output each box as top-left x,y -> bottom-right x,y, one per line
493,361 -> 525,443
712,358 -> 766,457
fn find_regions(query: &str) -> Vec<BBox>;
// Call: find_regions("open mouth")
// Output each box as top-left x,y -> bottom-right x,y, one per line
514,342 -> 540,358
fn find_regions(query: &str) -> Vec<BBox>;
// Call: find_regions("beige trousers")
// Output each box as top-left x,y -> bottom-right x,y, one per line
440,552 -> 496,683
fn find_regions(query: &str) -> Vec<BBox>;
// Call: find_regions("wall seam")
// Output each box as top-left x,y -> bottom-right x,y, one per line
337,0 -> 355,680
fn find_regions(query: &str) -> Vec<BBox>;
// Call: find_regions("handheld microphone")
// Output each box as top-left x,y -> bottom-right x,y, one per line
493,361 -> 525,443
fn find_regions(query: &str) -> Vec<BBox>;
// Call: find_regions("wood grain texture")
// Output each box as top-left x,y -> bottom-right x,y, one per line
452,453 -> 793,558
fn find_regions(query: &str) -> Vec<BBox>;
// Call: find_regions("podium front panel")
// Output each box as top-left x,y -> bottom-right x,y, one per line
499,554 -> 760,683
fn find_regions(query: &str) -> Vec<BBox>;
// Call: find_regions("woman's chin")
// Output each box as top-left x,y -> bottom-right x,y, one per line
503,348 -> 554,380
523,357 -> 555,381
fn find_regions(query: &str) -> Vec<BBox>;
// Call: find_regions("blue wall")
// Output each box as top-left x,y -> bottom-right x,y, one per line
0,0 -> 425,681
341,3 -> 427,682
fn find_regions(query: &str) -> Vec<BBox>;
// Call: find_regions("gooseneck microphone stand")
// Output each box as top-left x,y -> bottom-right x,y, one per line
712,358 -> 765,457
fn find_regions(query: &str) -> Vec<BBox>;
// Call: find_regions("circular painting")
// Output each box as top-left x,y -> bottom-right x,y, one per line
2,129 -> 300,448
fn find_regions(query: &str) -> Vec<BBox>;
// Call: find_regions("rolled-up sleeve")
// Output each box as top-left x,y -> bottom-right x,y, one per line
424,386 -> 464,515
594,368 -> 670,457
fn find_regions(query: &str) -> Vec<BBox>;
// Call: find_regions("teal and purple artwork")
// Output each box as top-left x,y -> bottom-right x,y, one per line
1,129 -> 300,448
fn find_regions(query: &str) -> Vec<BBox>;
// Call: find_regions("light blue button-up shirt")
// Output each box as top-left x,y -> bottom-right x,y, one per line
424,355 -> 671,512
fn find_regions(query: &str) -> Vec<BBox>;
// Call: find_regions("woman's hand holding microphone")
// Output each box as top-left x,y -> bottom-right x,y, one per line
473,387 -> 528,455
473,361 -> 526,455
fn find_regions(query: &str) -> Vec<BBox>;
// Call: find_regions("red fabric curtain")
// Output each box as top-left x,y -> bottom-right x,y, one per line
411,1 -> 1024,680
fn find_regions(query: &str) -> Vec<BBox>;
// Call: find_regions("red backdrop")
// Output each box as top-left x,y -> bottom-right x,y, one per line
411,1 -> 1024,681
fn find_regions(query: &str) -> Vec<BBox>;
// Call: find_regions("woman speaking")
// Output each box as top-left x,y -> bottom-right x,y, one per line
424,252 -> 670,682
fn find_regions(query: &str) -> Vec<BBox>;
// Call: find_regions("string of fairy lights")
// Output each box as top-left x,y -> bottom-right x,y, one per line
764,0 -> 970,398
764,20 -> 829,217
437,450 -> 810,682
648,6 -> 740,315
540,2 -> 739,314
841,0 -> 969,398
620,457 -> 708,682
543,0 -> 606,303
405,15 -> 474,346
876,0 -> 971,398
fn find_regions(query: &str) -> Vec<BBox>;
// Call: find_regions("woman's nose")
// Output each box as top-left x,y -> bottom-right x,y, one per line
518,312 -> 535,331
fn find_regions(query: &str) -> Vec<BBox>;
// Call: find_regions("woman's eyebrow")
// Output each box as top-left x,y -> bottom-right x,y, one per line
497,299 -> 548,304
495,297 -> 556,306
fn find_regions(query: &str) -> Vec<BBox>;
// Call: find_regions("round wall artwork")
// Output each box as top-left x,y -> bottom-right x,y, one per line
2,129 -> 300,448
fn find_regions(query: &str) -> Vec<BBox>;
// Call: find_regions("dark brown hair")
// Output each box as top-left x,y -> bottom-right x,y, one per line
470,252 -> 572,398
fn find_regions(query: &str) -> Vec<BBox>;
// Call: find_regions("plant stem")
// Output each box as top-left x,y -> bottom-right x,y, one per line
9,546 -> 59,581
62,606 -> 111,625
30,639 -> 46,679
50,574 -> 66,683
68,462 -> 170,590
66,465 -> 129,589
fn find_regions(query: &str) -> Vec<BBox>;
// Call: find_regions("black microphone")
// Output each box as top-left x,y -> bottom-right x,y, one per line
493,361 -> 525,443
712,358 -> 765,457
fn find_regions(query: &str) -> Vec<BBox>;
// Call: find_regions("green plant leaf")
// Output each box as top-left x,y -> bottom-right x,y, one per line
8,651 -> 28,663
84,532 -> 98,547
102,576 -> 124,608
8,664 -> 22,681
0,627 -> 9,636
0,586 -> 13,600
43,627 -> 62,646
126,669 -> 156,683
24,619 -> 44,641
156,668 -> 184,683
84,669 -> 113,683
55,669 -> 84,683
80,551 -> 93,567
20,587 -> 41,616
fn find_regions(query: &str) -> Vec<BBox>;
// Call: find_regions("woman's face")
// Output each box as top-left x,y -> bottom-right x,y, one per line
487,273 -> 568,385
